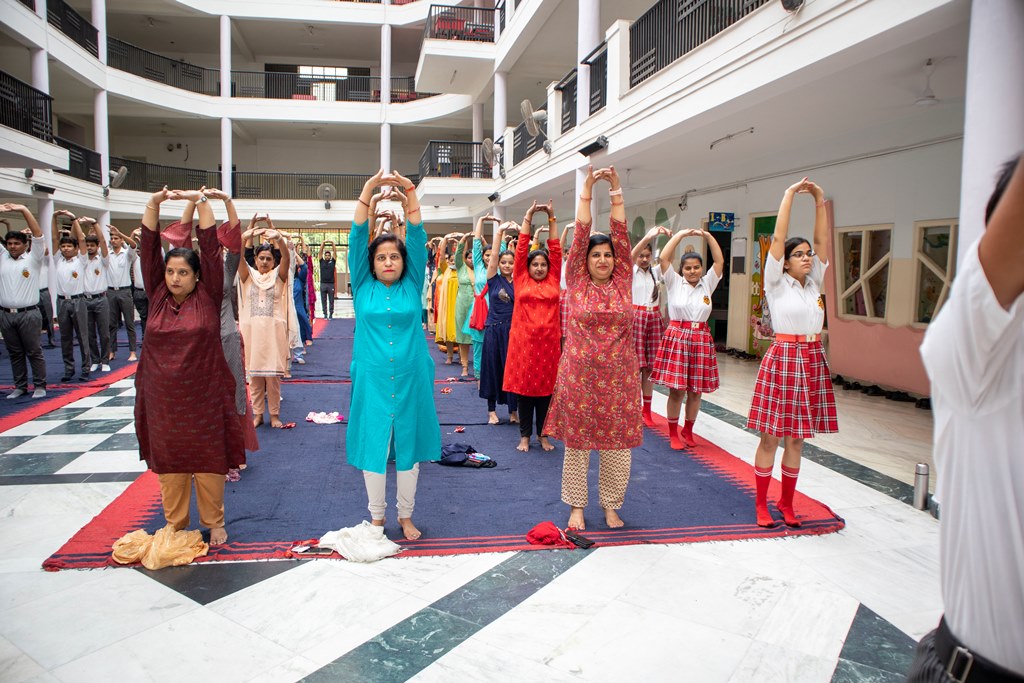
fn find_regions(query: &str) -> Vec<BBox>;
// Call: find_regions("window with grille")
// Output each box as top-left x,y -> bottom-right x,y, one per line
836,225 -> 892,321
913,219 -> 958,324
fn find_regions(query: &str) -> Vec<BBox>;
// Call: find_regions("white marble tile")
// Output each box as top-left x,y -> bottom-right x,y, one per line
0,568 -> 111,613
0,482 -> 130,519
0,568 -> 198,669
117,388 -> 136,397
63,396 -> 112,409
0,421 -> 64,437
5,434 -> 108,454
210,559 -> 413,655
618,551 -> 787,639
331,550 -> 510,599
544,599 -> 750,682
0,634 -> 47,683
69,406 -> 136,421
754,582 -> 859,661
410,634 -> 580,683
785,503 -> 938,560
116,422 -> 137,434
50,607 -> 293,682
247,655 -> 321,683
728,641 -> 839,683
55,451 -> 146,475
108,380 -> 135,389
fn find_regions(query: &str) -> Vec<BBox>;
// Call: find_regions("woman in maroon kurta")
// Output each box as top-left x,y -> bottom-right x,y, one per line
503,202 -> 562,452
547,166 -> 642,531
135,188 -> 245,546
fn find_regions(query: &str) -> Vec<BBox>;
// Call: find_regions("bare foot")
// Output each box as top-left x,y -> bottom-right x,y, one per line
270,415 -> 284,428
509,412 -> 519,424
253,416 -> 264,428
488,412 -> 500,425
398,517 -> 421,540
604,508 -> 625,528
567,507 -> 585,530
445,356 -> 453,365
210,527 -> 228,545
371,518 -> 385,527
128,353 -> 137,362
305,340 -> 313,347
539,436 -> 555,452
461,368 -> 469,377
516,437 -> 529,452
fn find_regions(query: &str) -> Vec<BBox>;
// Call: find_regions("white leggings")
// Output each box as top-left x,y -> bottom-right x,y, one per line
362,464 -> 420,520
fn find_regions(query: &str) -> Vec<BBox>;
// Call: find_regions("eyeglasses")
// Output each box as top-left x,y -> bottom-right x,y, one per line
789,250 -> 815,259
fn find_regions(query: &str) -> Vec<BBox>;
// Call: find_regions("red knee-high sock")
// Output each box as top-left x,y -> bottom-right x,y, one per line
755,466 -> 775,528
667,418 -> 683,450
681,419 -> 696,447
778,465 -> 801,527
642,396 -> 654,427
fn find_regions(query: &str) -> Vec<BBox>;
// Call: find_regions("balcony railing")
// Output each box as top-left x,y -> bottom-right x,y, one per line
512,120 -> 545,166
389,77 -> 438,102
54,137 -> 101,184
18,0 -> 36,10
0,70 -> 53,142
418,141 -> 487,180
108,38 -> 220,96
233,172 -> 373,200
47,0 -> 99,58
109,157 -> 221,193
583,42 -> 608,115
556,69 -> 577,134
496,0 -> 505,35
424,5 -> 496,42
630,0 -> 771,87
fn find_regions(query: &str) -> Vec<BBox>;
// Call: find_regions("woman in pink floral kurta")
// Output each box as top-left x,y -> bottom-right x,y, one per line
547,166 -> 642,530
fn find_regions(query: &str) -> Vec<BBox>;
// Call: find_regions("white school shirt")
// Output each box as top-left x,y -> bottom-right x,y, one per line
83,254 -> 108,295
54,254 -> 87,297
132,246 -> 145,289
919,240 -> 1024,673
106,247 -> 135,288
632,264 -> 660,306
39,257 -> 49,290
762,253 -> 827,335
662,265 -> 721,322
0,235 -> 44,308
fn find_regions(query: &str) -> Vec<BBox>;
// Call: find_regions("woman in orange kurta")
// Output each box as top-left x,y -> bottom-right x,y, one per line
547,166 -> 642,531
503,202 -> 562,452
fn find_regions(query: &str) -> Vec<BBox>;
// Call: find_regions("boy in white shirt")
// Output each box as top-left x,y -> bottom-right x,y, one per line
0,204 -> 47,398
81,219 -> 111,372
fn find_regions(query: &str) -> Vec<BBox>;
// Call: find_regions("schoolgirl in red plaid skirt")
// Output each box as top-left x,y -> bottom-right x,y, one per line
747,178 -> 837,530
630,227 -> 670,425
650,228 -> 725,449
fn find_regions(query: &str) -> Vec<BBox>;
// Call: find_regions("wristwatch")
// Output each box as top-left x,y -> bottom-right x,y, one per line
197,195 -> 209,203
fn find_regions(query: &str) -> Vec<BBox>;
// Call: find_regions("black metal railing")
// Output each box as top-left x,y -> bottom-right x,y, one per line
389,76 -> 438,102
496,0 -> 505,35
108,38 -> 220,96
108,157 -> 221,193
54,137 -> 102,184
47,0 -> 99,58
232,172 -> 373,200
231,72 -> 418,102
630,0 -> 771,87
512,120 -> 545,165
584,42 -> 608,115
418,141 -> 487,180
18,0 -> 36,10
0,70 -> 53,142
556,69 -> 577,134
424,5 -> 496,42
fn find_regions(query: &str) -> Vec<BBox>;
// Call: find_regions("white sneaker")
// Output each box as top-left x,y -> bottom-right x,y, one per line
101,364 -> 111,372
32,388 -> 46,399
90,364 -> 99,372
6,388 -> 26,399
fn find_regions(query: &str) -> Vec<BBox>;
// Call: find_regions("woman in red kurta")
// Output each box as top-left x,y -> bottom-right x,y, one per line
547,166 -> 642,531
135,188 -> 245,546
503,202 -> 562,452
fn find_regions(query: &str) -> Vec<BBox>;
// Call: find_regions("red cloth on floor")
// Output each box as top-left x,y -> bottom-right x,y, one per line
526,521 -> 574,549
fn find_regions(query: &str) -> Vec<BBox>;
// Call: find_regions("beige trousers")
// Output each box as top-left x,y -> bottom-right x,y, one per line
157,472 -> 226,530
250,375 -> 281,417
363,464 -> 420,520
561,448 -> 632,509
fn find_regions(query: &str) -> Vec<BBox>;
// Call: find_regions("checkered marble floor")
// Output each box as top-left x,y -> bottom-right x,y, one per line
0,373 -> 941,682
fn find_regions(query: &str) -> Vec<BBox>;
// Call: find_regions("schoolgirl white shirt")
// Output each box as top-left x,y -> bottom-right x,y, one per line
763,253 -> 827,335
83,254 -> 108,295
919,239 -> 1024,673
632,264 -> 660,306
54,254 -> 87,297
106,247 -> 135,288
0,235 -> 44,308
662,264 -> 721,322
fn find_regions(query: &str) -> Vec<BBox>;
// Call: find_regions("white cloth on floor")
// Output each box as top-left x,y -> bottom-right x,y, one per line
305,411 -> 343,424
318,521 -> 401,563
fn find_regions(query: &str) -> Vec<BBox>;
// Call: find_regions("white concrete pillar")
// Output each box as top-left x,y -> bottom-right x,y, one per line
605,20 -> 630,111
380,23 -> 392,106
31,48 -> 49,94
493,71 -> 508,179
35,0 -> 46,21
576,0 -> 600,124
957,0 -> 1024,258
94,89 -> 109,183
546,81 -> 559,139
220,15 -> 231,98
472,103 -> 484,141
91,0 -> 107,64
380,123 -> 391,171
38,198 -> 57,307
221,117 -> 232,195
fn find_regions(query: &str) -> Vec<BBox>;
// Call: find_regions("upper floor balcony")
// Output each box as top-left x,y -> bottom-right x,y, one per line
0,69 -> 67,170
415,4 -> 497,97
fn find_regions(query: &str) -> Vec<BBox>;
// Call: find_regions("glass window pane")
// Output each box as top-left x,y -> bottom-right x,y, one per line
920,225 -> 951,273
844,287 -> 867,316
867,262 -> 889,318
917,266 -> 944,323
841,232 -> 862,292
867,230 -> 890,269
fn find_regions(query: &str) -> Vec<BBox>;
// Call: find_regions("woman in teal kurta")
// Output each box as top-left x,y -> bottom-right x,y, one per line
461,215 -> 496,383
347,170 -> 440,541
453,235 -> 476,376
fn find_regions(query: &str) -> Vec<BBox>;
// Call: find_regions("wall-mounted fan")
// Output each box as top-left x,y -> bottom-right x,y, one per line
102,165 -> 128,197
481,137 -> 505,177
520,99 -> 553,154
317,182 -> 337,210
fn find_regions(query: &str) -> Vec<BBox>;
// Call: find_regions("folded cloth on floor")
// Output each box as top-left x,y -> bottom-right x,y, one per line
112,526 -> 209,570
305,411 -> 344,424
318,521 -> 402,562
526,521 -> 575,549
